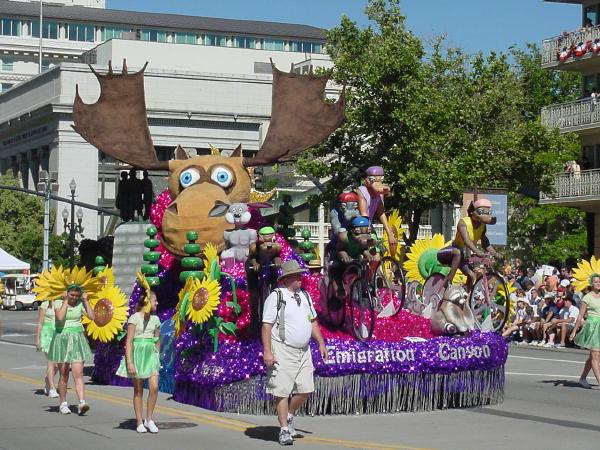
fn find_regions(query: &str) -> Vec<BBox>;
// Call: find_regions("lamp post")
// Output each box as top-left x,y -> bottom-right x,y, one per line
62,178 -> 84,268
36,170 -> 59,271
38,0 -> 43,74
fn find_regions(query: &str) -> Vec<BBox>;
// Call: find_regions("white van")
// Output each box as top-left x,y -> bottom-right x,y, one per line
0,274 -> 39,310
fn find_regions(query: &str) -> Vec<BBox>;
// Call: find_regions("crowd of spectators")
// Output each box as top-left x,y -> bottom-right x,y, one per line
501,263 -> 584,349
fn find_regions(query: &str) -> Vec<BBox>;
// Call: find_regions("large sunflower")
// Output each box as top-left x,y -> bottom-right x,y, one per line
202,242 -> 220,279
95,266 -> 115,288
82,285 -> 128,342
136,271 -> 152,314
33,266 -> 100,301
383,209 -> 405,260
173,277 -> 193,337
403,234 -> 465,284
572,256 -> 600,292
184,277 -> 220,325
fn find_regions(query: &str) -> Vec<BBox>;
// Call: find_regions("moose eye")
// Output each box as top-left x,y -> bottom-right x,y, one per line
179,168 -> 201,188
210,166 -> 233,188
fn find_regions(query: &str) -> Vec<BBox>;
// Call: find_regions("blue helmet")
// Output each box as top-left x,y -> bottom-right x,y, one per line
350,216 -> 370,228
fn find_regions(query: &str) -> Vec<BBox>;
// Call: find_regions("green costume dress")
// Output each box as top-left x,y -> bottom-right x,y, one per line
575,292 -> 600,351
116,312 -> 161,379
47,299 -> 93,363
38,301 -> 56,354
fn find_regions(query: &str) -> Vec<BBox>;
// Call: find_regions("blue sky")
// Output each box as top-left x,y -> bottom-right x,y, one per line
107,0 -> 581,55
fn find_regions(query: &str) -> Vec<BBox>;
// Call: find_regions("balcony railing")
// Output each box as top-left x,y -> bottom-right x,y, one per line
541,98 -> 600,131
293,222 -> 436,244
542,25 -> 600,66
540,168 -> 600,201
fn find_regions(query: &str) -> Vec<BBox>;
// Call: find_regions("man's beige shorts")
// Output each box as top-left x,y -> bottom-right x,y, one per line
266,339 -> 315,398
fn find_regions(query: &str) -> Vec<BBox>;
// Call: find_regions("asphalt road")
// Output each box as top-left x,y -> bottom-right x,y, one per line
0,310 -> 598,450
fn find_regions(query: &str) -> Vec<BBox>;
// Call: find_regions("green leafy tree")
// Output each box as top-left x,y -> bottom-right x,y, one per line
297,0 -> 579,248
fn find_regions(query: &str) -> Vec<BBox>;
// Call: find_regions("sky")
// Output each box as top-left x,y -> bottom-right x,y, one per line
106,0 -> 582,55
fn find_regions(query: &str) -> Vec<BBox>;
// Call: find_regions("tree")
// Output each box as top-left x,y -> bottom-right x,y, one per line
296,0 -> 579,247
0,173 -> 69,271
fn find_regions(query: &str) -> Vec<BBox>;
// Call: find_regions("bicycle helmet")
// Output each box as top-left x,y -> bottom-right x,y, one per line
350,216 -> 370,228
338,192 -> 359,203
259,226 -> 275,235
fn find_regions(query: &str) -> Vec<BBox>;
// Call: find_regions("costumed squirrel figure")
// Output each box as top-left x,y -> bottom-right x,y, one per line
247,226 -> 282,272
221,203 -> 258,267
336,216 -> 377,264
430,283 -> 475,335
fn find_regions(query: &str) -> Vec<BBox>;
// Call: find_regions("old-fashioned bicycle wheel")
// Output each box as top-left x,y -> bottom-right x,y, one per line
322,275 -> 346,329
372,256 -> 405,317
469,273 -> 510,333
349,277 -> 375,342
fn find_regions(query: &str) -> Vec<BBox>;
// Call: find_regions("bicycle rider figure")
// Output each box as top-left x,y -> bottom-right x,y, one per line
436,198 -> 503,293
356,166 -> 397,258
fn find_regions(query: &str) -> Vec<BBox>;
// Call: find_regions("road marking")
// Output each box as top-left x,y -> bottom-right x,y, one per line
0,370 -> 431,450
9,365 -> 47,370
508,355 -> 584,364
22,323 -> 38,327
1,333 -> 34,337
506,372 -> 580,378
0,340 -> 35,348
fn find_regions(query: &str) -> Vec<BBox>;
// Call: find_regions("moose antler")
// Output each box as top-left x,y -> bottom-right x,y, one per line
72,59 -> 167,170
243,63 -> 345,167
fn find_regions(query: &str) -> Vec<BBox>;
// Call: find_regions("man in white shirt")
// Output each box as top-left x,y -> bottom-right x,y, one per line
546,296 -> 579,348
262,260 -> 327,446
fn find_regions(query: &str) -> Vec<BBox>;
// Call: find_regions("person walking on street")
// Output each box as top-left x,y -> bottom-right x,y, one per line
48,285 -> 95,415
262,260 -> 327,446
571,274 -> 600,388
35,300 -> 58,398
116,277 -> 161,434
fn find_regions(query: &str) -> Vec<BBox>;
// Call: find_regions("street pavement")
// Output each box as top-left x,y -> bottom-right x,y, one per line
0,309 -> 598,450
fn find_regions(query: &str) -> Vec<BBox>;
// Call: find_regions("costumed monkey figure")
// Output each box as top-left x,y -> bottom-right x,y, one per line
431,283 -> 475,335
221,203 -> 258,267
356,166 -> 397,257
436,198 -> 502,291
247,226 -> 282,273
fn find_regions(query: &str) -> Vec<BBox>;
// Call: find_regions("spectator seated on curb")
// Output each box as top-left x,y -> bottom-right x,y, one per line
547,296 -> 580,348
503,299 -> 533,342
531,293 -> 559,346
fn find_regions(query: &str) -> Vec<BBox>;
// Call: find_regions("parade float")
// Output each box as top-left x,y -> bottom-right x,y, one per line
66,60 -> 507,415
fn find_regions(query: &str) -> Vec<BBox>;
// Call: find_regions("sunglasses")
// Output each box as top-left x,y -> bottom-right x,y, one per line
293,292 -> 302,306
475,207 -> 493,216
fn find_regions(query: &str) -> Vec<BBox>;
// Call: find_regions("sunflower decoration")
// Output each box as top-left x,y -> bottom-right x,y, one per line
202,242 -> 220,280
136,271 -> 153,314
572,255 -> 600,292
95,266 -> 115,288
33,265 -> 100,301
82,284 -> 128,342
184,277 -> 221,325
173,277 -> 193,337
403,234 -> 466,285
383,209 -> 405,260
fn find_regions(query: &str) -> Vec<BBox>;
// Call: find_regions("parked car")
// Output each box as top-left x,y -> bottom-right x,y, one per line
0,274 -> 40,310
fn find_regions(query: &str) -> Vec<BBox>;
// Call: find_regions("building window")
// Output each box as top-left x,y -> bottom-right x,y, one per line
584,5 -> 598,26
101,26 -> 131,40
140,29 -> 167,43
31,20 -> 59,39
174,32 -> 197,44
204,34 -> 226,46
1,57 -> 13,72
1,18 -> 21,36
0,83 -> 14,92
263,39 -> 284,51
41,60 -> 50,72
232,35 -> 256,49
67,23 -> 95,42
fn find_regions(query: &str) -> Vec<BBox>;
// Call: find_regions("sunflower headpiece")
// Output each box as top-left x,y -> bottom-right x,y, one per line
33,266 -> 100,301
136,271 -> 152,314
572,256 -> 600,292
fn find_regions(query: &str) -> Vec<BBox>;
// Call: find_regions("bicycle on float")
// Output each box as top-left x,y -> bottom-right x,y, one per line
421,254 -> 509,333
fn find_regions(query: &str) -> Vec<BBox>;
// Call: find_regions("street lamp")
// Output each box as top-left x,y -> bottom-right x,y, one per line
36,170 -> 58,271
62,178 -> 84,267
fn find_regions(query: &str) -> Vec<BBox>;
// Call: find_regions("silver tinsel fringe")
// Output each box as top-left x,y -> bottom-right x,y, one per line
180,366 -> 505,415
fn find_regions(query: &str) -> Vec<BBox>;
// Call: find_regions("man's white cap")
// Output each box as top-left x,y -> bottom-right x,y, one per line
560,279 -> 570,287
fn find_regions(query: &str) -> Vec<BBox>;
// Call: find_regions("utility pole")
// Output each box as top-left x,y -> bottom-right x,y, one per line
38,0 -> 43,74
36,170 -> 59,271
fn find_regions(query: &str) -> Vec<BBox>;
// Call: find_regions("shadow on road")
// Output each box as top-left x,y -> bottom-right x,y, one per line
245,426 -> 310,442
114,418 -> 197,431
538,379 -> 593,388
471,407 -> 600,432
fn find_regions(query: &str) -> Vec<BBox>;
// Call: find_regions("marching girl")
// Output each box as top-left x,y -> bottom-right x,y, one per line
48,285 -> 95,415
116,277 -> 161,434
35,300 -> 58,398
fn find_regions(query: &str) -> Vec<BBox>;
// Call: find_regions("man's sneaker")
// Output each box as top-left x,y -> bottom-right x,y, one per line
543,342 -> 554,348
555,343 -> 565,348
579,378 -> 592,389
78,401 -> 90,415
136,423 -> 147,433
144,419 -> 159,433
59,402 -> 71,414
278,428 -> 293,446
48,388 -> 59,398
287,416 -> 298,437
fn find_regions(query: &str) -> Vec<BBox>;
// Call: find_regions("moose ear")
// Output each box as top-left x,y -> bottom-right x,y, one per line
174,145 -> 189,160
209,200 -> 230,218
230,144 -> 242,158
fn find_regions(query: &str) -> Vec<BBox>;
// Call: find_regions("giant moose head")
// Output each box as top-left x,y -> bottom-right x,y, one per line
72,60 -> 345,255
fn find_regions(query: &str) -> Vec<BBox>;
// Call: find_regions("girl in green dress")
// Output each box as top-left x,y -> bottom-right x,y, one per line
48,286 -> 95,415
570,274 -> 600,388
116,290 -> 161,433
35,300 -> 58,398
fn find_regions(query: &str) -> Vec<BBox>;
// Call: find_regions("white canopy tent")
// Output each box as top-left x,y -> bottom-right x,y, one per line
0,248 -> 30,272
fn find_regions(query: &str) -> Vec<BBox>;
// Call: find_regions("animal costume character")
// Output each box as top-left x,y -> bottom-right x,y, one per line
221,203 -> 259,267
430,283 -> 475,335
330,191 -> 360,237
336,216 -> 377,264
356,166 -> 397,257
72,60 -> 345,254
248,226 -> 282,273
436,198 -> 502,290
